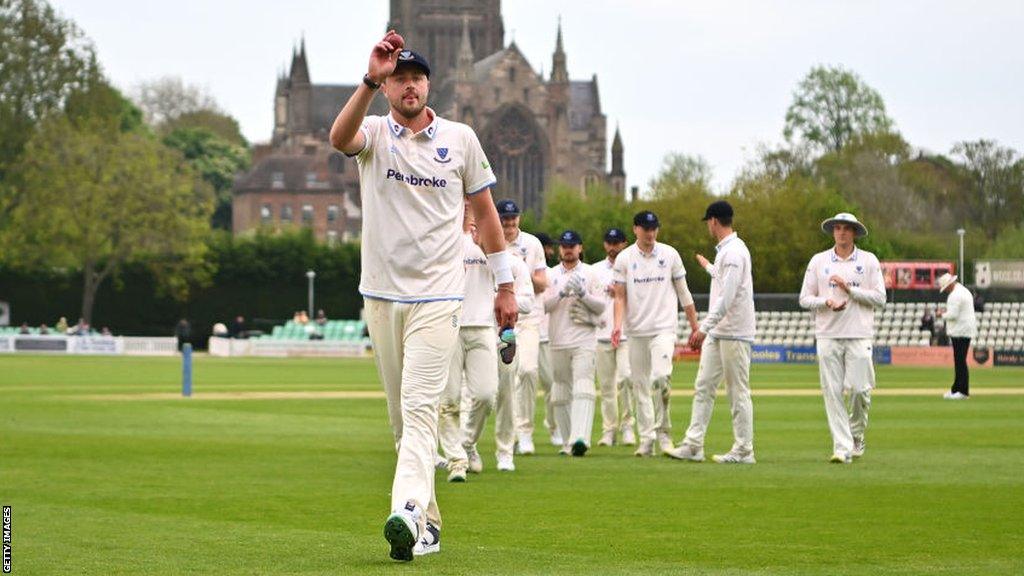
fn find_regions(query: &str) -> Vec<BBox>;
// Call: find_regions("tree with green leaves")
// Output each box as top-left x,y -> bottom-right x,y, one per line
0,0 -> 96,213
4,111 -> 213,324
784,65 -> 894,155
163,127 -> 249,230
951,139 -> 1024,239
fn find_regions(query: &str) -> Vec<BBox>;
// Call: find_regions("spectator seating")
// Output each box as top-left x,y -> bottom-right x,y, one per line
676,301 -> 1024,350
261,319 -> 367,343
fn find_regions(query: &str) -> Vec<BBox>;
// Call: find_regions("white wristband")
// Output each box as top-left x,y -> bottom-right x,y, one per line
486,251 -> 514,285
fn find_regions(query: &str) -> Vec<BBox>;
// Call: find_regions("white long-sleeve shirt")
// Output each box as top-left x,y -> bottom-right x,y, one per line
507,229 -> 546,326
799,247 -> 886,339
943,283 -> 978,338
544,262 -> 605,350
699,233 -> 756,342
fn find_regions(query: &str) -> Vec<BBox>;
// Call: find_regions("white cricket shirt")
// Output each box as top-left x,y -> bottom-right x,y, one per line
613,242 -> 687,338
593,257 -> 626,343
461,234 -> 533,328
352,109 -> 496,302
700,233 -> 756,342
799,247 -> 886,339
507,229 -> 546,324
545,262 -> 602,350
943,283 -> 978,338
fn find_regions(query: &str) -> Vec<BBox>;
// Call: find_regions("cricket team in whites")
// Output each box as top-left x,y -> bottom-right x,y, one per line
331,31 -> 886,562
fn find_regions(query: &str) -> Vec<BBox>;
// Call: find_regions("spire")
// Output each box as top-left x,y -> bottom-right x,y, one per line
457,15 -> 475,80
289,36 -> 310,84
611,123 -> 624,176
551,16 -> 568,83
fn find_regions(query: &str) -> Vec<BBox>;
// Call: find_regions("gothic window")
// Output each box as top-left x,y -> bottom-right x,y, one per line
482,106 -> 546,212
509,66 -> 516,83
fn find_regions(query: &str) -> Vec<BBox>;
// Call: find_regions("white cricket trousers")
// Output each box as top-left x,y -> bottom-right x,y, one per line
438,327 -> 498,466
628,333 -> 676,442
816,338 -> 873,456
365,298 -> 461,531
493,351 -> 518,458
538,340 -> 556,437
682,336 -> 754,455
597,340 -> 634,434
550,346 -> 597,447
513,321 -> 541,436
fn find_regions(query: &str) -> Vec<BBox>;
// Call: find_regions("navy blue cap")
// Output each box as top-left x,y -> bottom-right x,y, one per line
394,50 -> 431,77
702,200 -> 733,222
496,199 -> 520,218
633,210 -> 660,229
604,228 -> 627,243
559,230 -> 583,246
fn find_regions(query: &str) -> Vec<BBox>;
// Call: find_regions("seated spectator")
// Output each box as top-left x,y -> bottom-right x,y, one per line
56,316 -> 68,334
69,318 -> 90,336
920,308 -> 935,334
973,291 -> 985,313
18,322 -> 30,335
297,310 -> 310,325
293,311 -> 303,324
39,324 -> 50,335
315,309 -> 328,326
212,322 -> 229,338
100,326 -> 112,336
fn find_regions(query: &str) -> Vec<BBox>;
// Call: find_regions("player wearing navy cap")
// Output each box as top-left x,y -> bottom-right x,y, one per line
330,30 -> 516,561
612,211 -> 699,456
669,201 -> 758,464
591,228 -> 635,446
496,200 -> 551,455
544,230 -> 605,455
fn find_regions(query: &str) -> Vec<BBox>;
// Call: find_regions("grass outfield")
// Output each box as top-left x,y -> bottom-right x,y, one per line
2,355 -> 1023,575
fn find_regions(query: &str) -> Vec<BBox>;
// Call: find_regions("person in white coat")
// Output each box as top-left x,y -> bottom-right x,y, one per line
936,273 -> 978,399
798,212 -> 886,464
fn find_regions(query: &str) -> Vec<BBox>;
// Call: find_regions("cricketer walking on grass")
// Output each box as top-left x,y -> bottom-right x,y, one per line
329,30 -> 516,562
669,201 -> 757,464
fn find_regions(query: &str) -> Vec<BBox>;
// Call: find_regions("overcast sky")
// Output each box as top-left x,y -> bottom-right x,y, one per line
52,0 -> 1024,193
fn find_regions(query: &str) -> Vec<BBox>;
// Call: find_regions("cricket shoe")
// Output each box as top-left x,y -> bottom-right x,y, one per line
571,438 -> 589,456
496,453 -> 516,471
620,427 -> 637,446
943,391 -> 969,400
550,433 -> 564,447
666,443 -> 705,462
516,433 -> 535,455
851,437 -> 866,458
465,446 -> 483,474
712,450 -> 756,464
634,439 -> 655,457
597,430 -> 615,446
558,446 -> 571,456
447,461 -> 468,483
829,452 -> 852,464
384,501 -> 421,562
413,523 -> 440,557
657,432 -> 675,455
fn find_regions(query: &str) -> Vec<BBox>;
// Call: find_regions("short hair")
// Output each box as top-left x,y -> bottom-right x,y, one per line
715,215 -> 733,226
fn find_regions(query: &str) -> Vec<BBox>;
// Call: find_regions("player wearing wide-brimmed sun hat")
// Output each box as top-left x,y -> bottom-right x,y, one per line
799,211 -> 886,464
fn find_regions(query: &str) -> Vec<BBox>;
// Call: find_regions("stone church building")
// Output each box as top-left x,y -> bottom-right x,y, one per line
233,0 -> 626,242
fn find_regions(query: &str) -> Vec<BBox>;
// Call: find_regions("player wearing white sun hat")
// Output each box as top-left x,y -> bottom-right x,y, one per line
799,212 -> 886,464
